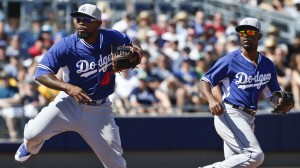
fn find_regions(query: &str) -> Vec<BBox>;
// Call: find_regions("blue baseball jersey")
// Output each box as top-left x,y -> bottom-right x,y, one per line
201,49 -> 281,110
34,29 -> 132,100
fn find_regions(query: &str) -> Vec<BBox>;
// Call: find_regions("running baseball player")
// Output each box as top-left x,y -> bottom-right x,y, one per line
199,17 -> 291,167
15,4 -> 141,168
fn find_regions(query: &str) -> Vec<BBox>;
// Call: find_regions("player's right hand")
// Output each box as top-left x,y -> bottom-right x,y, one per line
66,85 -> 91,105
208,99 -> 226,116
209,85 -> 225,116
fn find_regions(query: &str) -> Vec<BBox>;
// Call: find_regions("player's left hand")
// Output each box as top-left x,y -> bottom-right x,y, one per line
111,44 -> 142,72
271,90 -> 294,114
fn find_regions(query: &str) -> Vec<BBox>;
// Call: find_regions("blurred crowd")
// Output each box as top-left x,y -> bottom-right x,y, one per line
1,0 -> 300,140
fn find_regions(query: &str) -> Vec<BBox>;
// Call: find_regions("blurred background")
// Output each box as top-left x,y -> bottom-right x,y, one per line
0,0 -> 300,167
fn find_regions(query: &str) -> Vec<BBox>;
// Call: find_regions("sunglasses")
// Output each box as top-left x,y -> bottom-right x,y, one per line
75,17 -> 98,24
239,30 -> 257,37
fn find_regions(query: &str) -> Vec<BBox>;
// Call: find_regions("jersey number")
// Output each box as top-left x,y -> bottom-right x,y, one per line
101,72 -> 113,85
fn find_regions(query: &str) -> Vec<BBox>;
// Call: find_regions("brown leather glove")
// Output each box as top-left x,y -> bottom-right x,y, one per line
111,44 -> 142,72
271,91 -> 294,114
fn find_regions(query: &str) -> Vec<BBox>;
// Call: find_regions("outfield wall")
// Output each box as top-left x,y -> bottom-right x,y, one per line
1,112 -> 300,167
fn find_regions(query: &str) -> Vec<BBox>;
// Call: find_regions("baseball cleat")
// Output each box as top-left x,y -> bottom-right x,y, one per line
15,143 -> 31,162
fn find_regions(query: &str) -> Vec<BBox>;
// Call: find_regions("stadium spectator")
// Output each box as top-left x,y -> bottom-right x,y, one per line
150,77 -> 173,114
15,65 -> 28,93
173,58 -> 201,113
152,53 -> 173,82
3,54 -> 20,79
201,24 -> 218,46
136,11 -> 152,43
151,53 -> 181,106
205,12 -> 226,34
0,71 -> 18,100
0,69 -> 47,140
291,52 -> 300,110
162,37 -> 181,61
135,51 -> 153,79
259,0 -> 286,12
151,14 -> 168,37
185,24 -> 197,49
0,71 -> 20,140
191,10 -> 207,36
264,36 -> 277,61
283,0 -> 300,18
225,34 -> 240,53
0,40 -> 8,68
173,11 -> 189,50
143,31 -> 161,62
195,57 -> 207,80
266,25 -> 286,44
172,46 -> 194,72
20,79 -> 48,117
287,32 -> 300,67
5,34 -> 21,59
27,37 -> 43,58
37,84 -> 59,103
189,38 -> 206,61
100,12 -> 112,29
40,24 -> 54,49
273,46 -> 292,91
112,69 -> 139,116
18,17 -> 43,58
112,12 -> 138,39
225,19 -> 238,36
129,77 -> 161,115
0,20 -> 9,42
202,44 -> 219,70
161,21 -> 178,51
214,34 -> 227,57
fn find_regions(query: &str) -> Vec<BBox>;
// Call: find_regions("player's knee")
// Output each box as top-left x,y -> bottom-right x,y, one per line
24,130 -> 40,141
251,150 -> 264,166
24,125 -> 43,141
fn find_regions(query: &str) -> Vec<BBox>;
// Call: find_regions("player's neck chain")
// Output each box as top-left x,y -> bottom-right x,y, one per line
252,60 -> 257,66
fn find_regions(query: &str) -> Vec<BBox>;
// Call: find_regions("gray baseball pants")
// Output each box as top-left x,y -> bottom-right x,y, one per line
203,103 -> 264,168
23,91 -> 126,168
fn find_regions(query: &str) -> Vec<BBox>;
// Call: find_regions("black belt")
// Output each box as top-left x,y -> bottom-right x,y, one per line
84,99 -> 107,106
225,102 -> 256,116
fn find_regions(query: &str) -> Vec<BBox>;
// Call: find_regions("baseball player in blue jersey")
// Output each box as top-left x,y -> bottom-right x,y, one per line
14,4 -> 141,168
199,17 -> 285,167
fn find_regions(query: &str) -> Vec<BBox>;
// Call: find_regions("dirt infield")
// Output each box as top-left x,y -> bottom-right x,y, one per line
1,150 -> 300,168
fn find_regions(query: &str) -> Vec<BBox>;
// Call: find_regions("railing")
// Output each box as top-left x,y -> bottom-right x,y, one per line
0,99 -> 292,140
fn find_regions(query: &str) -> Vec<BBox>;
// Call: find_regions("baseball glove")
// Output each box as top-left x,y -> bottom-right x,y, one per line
271,91 -> 294,114
111,44 -> 142,72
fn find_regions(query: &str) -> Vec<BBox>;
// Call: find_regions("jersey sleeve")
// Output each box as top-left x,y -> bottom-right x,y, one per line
201,55 -> 230,87
34,39 -> 68,80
